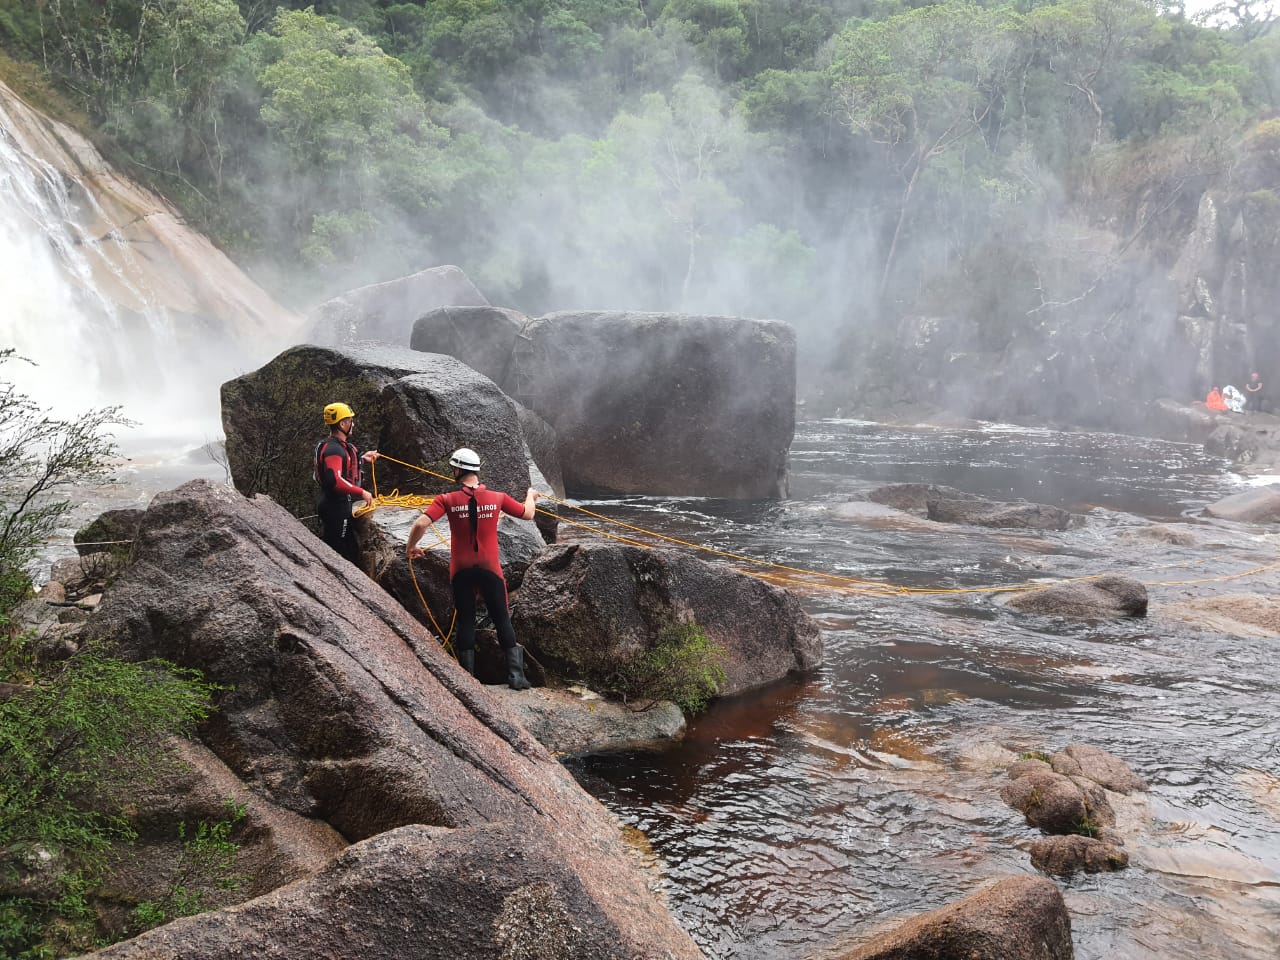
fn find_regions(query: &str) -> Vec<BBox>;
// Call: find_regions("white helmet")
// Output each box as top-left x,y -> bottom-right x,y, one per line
448,447 -> 481,472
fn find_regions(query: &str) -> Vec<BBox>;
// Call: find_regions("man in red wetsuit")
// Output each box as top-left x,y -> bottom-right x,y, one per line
405,446 -> 541,688
315,402 -> 379,565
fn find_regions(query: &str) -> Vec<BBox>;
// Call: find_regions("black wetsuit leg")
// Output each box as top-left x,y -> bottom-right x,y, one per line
318,494 -> 359,564
452,568 -> 516,651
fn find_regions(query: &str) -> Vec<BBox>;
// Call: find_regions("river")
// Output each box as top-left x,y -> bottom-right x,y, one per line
565,418 -> 1280,960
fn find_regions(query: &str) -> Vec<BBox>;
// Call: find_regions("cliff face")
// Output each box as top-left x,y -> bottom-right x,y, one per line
835,128 -> 1280,434
0,78 -> 301,416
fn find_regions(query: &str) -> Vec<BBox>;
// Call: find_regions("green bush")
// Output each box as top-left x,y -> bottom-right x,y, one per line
613,621 -> 727,715
0,653 -> 218,958
131,799 -> 248,934
0,349 -> 130,622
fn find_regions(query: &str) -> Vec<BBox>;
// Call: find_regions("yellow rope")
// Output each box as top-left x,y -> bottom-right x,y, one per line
357,453 -> 1277,598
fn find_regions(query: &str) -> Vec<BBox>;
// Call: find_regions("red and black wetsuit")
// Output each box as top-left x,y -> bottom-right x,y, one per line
315,435 -> 367,563
424,484 -> 525,652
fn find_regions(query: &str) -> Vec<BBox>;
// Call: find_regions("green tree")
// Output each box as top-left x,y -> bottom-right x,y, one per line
0,352 -> 130,616
828,2 -> 1022,296
1025,0 -> 1160,148
254,8 -> 452,271
586,71 -> 754,304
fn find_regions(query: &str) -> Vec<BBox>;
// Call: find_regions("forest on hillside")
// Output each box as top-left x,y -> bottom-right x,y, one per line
3,0 -> 1279,410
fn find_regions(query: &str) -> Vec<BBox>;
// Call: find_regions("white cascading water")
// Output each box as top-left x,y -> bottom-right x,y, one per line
0,123 -> 181,424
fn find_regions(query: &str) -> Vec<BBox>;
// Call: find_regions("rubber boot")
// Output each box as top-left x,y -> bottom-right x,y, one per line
457,649 -> 475,676
506,646 -> 532,690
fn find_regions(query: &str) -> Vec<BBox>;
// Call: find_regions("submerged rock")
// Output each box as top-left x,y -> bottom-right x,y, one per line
1029,834 -> 1129,876
1004,575 -> 1148,619
1202,484 -> 1280,523
823,875 -> 1073,960
927,497 -> 1074,530
867,483 -> 981,514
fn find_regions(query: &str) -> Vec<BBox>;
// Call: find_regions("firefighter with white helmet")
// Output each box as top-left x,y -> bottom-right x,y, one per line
407,446 -> 541,689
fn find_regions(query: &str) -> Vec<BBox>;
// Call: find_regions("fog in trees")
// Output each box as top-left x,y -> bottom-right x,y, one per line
4,0 -> 1279,426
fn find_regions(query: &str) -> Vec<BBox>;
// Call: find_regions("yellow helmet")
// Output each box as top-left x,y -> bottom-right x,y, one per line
323,402 -> 355,425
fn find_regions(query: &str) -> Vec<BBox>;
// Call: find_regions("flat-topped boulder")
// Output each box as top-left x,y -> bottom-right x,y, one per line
81,480 -> 703,959
307,265 -> 488,346
1004,575 -> 1148,619
415,311 -> 796,499
511,541 -> 822,698
410,305 -> 530,386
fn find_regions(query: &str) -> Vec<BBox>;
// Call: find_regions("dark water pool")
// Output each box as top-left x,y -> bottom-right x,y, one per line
569,420 -> 1280,960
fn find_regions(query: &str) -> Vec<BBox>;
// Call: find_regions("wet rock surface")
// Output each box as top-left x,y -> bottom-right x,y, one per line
1004,575 -> 1148,619
1202,484 -> 1280,522
1000,744 -> 1144,877
927,497 -> 1074,530
822,875 -> 1073,960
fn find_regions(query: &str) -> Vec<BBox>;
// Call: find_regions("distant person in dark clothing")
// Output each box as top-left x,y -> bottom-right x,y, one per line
1246,372 -> 1265,412
314,401 -> 379,564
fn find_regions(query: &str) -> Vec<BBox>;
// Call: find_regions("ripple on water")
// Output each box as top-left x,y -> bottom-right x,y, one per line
572,420 -> 1280,960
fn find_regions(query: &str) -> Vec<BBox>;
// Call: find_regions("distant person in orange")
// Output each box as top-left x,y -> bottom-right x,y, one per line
1205,386 -> 1228,412
1246,372 -> 1265,412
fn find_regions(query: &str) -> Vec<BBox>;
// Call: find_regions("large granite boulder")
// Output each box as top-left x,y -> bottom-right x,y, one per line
220,343 -> 541,536
511,542 -> 822,698
823,876 -> 1073,960
307,265 -> 488,346
80,481 -> 702,959
88,823 -> 674,960
97,738 -> 346,924
927,497 -> 1074,530
410,305 -> 530,386
1004,575 -> 1148,619
1202,484 -> 1280,522
456,311 -> 796,499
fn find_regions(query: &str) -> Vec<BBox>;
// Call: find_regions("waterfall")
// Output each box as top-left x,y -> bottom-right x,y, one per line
0,121 -> 178,421
0,80 -> 300,448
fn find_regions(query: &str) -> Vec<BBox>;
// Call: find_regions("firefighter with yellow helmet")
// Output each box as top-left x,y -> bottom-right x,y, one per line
314,402 -> 380,564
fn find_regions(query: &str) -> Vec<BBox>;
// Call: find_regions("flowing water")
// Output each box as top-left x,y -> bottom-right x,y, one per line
568,419 -> 1280,960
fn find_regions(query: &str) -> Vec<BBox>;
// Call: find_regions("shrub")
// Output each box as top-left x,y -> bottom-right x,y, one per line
0,652 -> 218,957
613,621 -> 727,714
0,349 -> 130,620
131,799 -> 248,933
